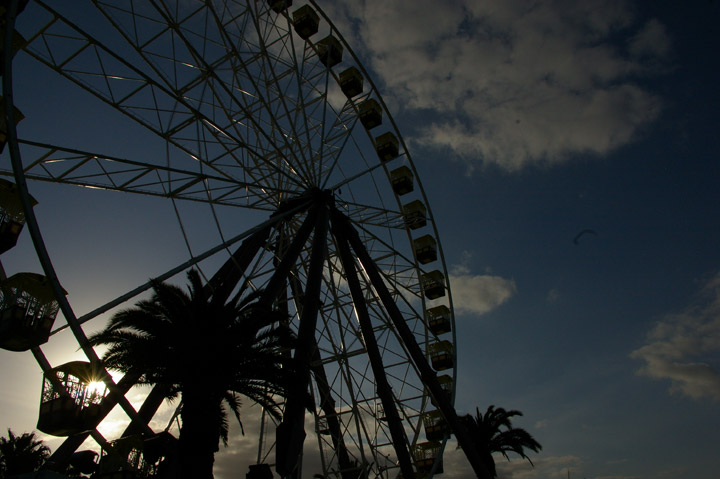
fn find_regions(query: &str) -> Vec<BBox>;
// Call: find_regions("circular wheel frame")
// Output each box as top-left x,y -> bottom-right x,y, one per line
1,1 -> 458,478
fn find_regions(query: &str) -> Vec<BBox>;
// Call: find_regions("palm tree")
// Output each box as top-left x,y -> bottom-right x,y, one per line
0,429 -> 51,478
460,405 -> 542,478
89,270 -> 294,479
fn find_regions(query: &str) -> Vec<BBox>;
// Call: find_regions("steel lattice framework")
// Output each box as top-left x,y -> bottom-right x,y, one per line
0,1 -> 492,478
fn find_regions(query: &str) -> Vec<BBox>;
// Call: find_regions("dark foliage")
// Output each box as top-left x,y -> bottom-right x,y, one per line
460,405 -> 542,477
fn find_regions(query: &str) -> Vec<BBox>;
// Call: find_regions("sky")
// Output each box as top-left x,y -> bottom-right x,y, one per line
1,1 -> 720,479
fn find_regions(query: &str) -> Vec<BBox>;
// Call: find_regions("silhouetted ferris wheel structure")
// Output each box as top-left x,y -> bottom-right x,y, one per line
1,1 -> 490,478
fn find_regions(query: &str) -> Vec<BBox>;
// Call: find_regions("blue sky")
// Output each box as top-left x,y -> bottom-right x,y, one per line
307,1 -> 720,477
2,1 -> 719,479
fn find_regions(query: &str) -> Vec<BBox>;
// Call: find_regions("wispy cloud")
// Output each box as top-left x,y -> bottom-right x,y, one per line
631,272 -> 720,401
324,0 -> 668,171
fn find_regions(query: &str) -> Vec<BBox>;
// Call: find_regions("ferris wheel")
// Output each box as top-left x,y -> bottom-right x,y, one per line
0,1 -> 487,478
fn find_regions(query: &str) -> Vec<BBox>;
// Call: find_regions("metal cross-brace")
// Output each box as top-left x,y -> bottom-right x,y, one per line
287,274 -> 356,479
276,198 -> 330,476
335,209 -> 493,479
331,212 -> 416,479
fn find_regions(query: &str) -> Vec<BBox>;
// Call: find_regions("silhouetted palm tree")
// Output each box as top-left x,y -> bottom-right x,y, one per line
0,429 -> 51,478
89,270 -> 294,479
460,405 -> 542,477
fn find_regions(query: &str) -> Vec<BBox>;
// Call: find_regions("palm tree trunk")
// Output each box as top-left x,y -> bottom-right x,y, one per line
178,390 -> 223,479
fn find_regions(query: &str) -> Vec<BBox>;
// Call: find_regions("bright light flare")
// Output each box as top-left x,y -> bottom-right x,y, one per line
85,380 -> 107,396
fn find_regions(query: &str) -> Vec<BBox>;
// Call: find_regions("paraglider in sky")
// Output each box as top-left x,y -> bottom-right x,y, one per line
573,229 -> 598,245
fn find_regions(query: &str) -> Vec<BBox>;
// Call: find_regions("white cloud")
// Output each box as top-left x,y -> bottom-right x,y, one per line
631,272 -> 720,401
449,272 -> 517,315
323,0 -> 668,171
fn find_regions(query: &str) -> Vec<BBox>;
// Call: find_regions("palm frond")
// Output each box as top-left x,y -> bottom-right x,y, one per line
223,392 -> 245,435
463,405 -> 542,477
88,268 -> 295,466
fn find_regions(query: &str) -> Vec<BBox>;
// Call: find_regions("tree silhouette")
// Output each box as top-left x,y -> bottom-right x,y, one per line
0,429 -> 51,478
460,405 -> 542,477
89,270 -> 294,479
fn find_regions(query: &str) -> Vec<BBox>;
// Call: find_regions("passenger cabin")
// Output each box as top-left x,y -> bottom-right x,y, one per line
37,361 -> 109,436
0,178 -> 36,254
339,66 -> 364,98
317,35 -> 343,67
0,272 -> 60,351
267,0 -> 291,13
390,166 -> 414,195
292,5 -> 319,39
426,305 -> 451,336
413,441 -> 443,474
427,340 -> 454,371
375,131 -> 399,161
423,410 -> 450,441
358,99 -> 382,129
403,200 -> 427,230
0,96 -> 24,153
413,234 -> 437,264
430,374 -> 454,407
420,270 -> 445,299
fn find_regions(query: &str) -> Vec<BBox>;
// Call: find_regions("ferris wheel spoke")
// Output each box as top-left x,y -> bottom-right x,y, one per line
325,369 -> 393,463
287,271 -> 355,471
349,226 -> 421,294
49,203 -> 300,337
311,248 -> 415,475
121,0 -> 315,192
242,5 -> 320,184
25,1 -> 304,205
90,0 -> 308,196
310,360 -> 355,474
338,201 -> 405,229
1,140 -> 294,209
138,0 -> 315,190
340,213 -> 487,476
316,97 -> 368,190
334,224 -> 416,477
258,5 -> 364,189
238,3 -> 359,191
